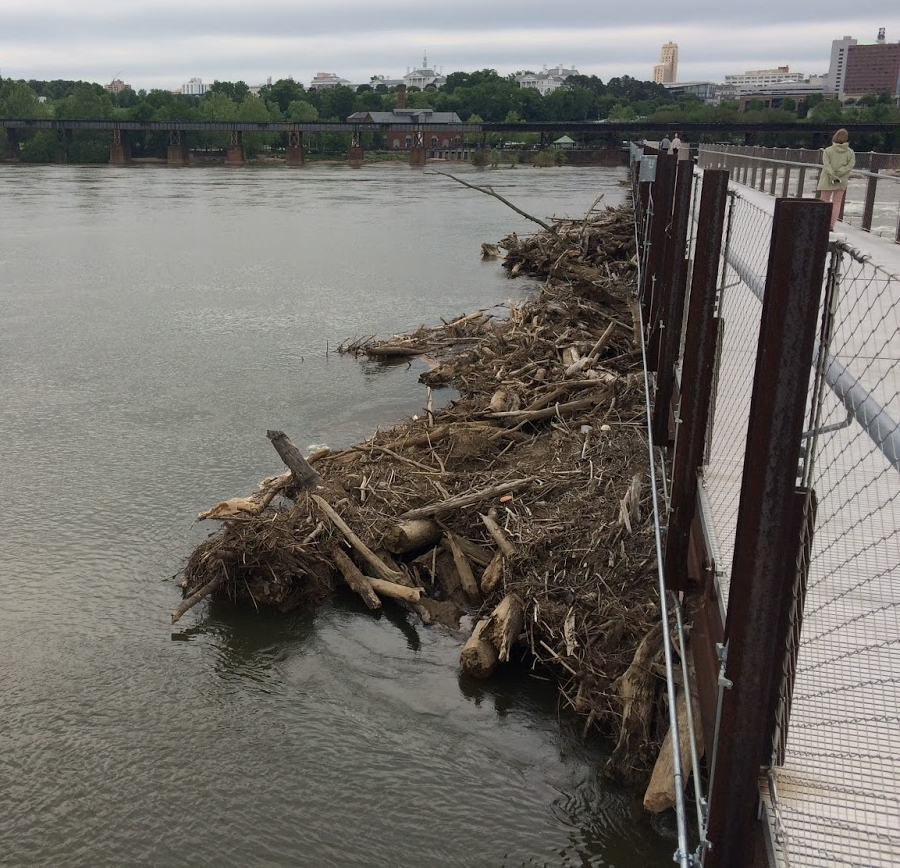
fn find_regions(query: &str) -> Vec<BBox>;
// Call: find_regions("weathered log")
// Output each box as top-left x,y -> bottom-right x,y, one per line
480,551 -> 504,594
460,618 -> 499,679
364,345 -> 423,358
452,536 -> 494,568
266,430 -> 321,491
375,548 -> 433,625
480,510 -> 516,558
643,688 -> 705,813
333,548 -> 381,610
618,473 -> 643,533
445,533 -> 481,601
400,477 -> 537,520
565,321 -> 617,376
171,573 -> 225,623
488,389 -> 614,424
606,622 -> 662,781
383,519 -> 442,554
561,346 -> 581,368
489,389 -> 510,413
312,495 -> 404,583
429,171 -> 556,233
367,577 -> 424,605
486,594 -> 524,662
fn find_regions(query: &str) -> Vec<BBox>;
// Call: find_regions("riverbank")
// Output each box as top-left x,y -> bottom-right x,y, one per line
180,198 -> 674,796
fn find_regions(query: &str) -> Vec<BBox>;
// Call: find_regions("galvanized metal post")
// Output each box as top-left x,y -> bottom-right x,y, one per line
652,159 -> 695,442
781,163 -> 792,198
663,170 -> 730,591
704,198 -> 831,868
861,153 -> 884,232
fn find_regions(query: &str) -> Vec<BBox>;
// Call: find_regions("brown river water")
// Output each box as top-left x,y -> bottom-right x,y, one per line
0,162 -> 676,867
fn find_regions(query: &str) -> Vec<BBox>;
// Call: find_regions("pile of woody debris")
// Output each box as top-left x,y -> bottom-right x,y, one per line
179,196 -> 682,798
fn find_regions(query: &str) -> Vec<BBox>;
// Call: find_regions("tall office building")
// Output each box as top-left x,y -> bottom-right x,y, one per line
827,36 -> 857,95
844,29 -> 900,97
653,42 -> 679,84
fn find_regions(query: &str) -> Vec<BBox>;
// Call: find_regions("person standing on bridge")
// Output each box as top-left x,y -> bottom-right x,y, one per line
816,128 -> 855,230
670,133 -> 682,158
660,133 -> 671,153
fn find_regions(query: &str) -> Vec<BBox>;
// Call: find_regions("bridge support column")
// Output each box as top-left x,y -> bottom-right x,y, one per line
167,130 -> 189,165
286,131 -> 305,166
409,130 -> 426,166
4,128 -> 20,160
347,130 -> 364,165
55,128 -> 72,164
109,128 -> 131,165
225,130 -> 245,165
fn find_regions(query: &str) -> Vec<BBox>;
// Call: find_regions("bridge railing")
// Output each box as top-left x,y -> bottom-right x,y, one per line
632,145 -> 900,866
697,143 -> 900,243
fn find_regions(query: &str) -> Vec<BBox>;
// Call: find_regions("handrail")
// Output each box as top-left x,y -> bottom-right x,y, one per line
718,187 -> 900,472
699,146 -> 900,184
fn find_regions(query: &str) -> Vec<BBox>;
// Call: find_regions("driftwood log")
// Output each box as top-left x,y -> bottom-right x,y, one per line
643,687 -> 704,813
312,495 -> 404,583
384,519 -> 442,554
333,548 -> 381,610
486,594 -> 524,662
266,429 -> 321,491
606,622 -> 663,781
400,477 -> 537,520
460,618 -> 499,679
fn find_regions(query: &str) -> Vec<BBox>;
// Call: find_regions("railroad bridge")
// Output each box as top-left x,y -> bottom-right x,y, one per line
1,119 -> 898,166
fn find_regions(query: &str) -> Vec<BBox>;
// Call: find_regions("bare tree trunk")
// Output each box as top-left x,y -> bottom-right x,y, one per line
266,430 -> 321,491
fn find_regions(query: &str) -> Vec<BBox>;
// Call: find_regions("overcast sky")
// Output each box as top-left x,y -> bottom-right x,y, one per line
1,0 -> 897,91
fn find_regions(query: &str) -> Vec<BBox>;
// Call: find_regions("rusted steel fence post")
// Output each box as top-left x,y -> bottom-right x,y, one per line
861,153 -> 884,232
663,170 -> 730,591
704,198 -> 831,868
652,159 -> 695,443
641,153 -> 677,366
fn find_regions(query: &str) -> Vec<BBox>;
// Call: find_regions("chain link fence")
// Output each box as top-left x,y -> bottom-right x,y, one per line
692,183 -> 900,866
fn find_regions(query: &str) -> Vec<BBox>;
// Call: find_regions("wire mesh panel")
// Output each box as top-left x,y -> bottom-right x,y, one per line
700,191 -> 772,611
766,250 -> 900,867
684,177 -> 900,864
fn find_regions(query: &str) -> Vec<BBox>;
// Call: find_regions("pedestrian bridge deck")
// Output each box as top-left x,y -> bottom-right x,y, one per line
696,181 -> 900,867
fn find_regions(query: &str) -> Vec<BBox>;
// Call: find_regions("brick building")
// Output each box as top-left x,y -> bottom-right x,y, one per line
843,30 -> 900,97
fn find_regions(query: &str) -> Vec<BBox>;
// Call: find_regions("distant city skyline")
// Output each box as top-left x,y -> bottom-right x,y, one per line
0,0 -> 896,92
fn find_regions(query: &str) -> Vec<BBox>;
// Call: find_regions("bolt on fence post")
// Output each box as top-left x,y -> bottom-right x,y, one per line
652,159 -> 695,444
704,197 -> 831,868
663,170 -> 730,591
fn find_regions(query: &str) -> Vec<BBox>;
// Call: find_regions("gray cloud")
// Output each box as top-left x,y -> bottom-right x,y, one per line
1,1 -> 896,89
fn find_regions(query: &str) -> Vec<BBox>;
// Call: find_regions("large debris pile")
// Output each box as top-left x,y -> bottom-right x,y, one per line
179,201 -> 672,789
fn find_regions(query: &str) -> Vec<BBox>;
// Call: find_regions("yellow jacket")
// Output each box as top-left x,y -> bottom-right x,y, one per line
816,143 -> 855,192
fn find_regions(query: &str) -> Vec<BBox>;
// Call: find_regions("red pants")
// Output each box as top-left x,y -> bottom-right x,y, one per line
819,189 -> 845,229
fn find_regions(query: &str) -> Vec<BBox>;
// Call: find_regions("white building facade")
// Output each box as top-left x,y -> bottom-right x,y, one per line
724,67 -> 805,91
827,36 -> 858,95
309,72 -> 353,90
180,77 -> 209,96
516,64 -> 578,96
